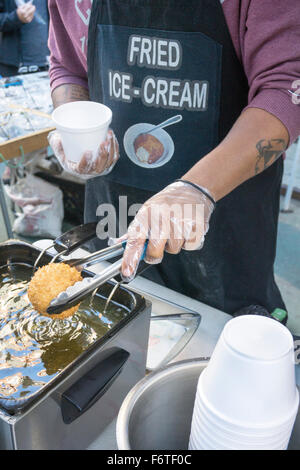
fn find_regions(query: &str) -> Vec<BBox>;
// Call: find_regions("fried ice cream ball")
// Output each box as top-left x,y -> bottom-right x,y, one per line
28,263 -> 82,319
134,134 -> 164,164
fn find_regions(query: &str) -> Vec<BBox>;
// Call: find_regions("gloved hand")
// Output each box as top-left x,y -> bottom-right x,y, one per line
121,180 -> 215,280
48,129 -> 119,179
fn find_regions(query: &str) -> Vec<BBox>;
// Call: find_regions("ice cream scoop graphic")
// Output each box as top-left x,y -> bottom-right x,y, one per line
133,115 -> 182,164
134,133 -> 165,164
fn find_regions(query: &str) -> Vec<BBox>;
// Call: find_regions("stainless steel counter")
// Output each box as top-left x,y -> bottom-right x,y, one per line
33,241 -> 300,450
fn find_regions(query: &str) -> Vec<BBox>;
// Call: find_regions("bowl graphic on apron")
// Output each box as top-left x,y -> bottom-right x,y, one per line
123,122 -> 175,168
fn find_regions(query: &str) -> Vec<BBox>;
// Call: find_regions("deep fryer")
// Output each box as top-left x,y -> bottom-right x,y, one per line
0,240 -> 151,450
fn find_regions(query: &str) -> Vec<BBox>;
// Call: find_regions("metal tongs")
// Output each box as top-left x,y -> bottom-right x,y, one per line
43,223 -> 148,315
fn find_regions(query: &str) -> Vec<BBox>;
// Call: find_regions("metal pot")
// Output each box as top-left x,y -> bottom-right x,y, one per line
116,359 -> 300,450
116,359 -> 208,450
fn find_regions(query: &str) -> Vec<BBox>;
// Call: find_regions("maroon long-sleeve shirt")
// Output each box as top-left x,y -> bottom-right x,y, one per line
48,0 -> 300,144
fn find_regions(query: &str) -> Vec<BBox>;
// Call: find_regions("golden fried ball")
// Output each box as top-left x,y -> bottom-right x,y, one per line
28,263 -> 82,319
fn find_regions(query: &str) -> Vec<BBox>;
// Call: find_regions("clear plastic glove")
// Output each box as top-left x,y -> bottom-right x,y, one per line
121,180 -> 215,280
48,129 -> 119,179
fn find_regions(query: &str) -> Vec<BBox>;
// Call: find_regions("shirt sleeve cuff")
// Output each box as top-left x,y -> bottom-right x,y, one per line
50,75 -> 89,93
244,89 -> 300,146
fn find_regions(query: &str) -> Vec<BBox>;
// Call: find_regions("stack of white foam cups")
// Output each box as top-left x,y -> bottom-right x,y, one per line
189,315 -> 299,450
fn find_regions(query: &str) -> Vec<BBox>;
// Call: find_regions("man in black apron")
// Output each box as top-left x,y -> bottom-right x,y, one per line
49,0 -> 293,320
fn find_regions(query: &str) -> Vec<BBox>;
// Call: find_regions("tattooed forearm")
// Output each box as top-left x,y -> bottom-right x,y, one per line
254,138 -> 287,175
52,84 -> 90,109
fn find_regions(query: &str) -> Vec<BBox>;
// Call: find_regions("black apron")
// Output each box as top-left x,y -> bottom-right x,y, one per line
86,0 -> 286,315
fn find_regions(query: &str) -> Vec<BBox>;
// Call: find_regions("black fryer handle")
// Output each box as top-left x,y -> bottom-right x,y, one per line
61,348 -> 130,424
54,222 -> 98,255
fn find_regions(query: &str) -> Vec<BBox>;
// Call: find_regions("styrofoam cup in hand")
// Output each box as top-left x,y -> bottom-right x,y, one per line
52,101 -> 112,164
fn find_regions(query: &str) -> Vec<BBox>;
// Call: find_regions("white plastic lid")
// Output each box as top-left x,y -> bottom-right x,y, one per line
223,315 -> 293,361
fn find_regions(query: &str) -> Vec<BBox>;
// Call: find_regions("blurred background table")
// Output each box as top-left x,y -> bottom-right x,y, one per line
0,71 -> 86,239
0,71 -> 54,158
0,71 -> 54,238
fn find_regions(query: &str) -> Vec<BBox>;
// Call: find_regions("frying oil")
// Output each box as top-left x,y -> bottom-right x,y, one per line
0,264 -> 129,407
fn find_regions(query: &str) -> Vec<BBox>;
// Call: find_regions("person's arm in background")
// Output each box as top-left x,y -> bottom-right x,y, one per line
0,0 -> 35,31
121,0 -> 300,278
48,0 -> 119,176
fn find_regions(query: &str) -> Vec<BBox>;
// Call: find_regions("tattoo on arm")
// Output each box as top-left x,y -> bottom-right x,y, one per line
52,84 -> 90,108
254,139 -> 287,175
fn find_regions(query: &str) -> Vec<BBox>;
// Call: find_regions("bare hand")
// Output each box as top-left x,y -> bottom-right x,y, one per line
17,4 -> 36,24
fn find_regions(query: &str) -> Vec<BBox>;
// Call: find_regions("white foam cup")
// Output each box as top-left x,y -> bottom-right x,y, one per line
190,408 -> 291,450
191,424 -> 288,450
193,392 -> 296,442
190,403 -> 292,449
52,101 -> 112,164
199,316 -> 298,427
